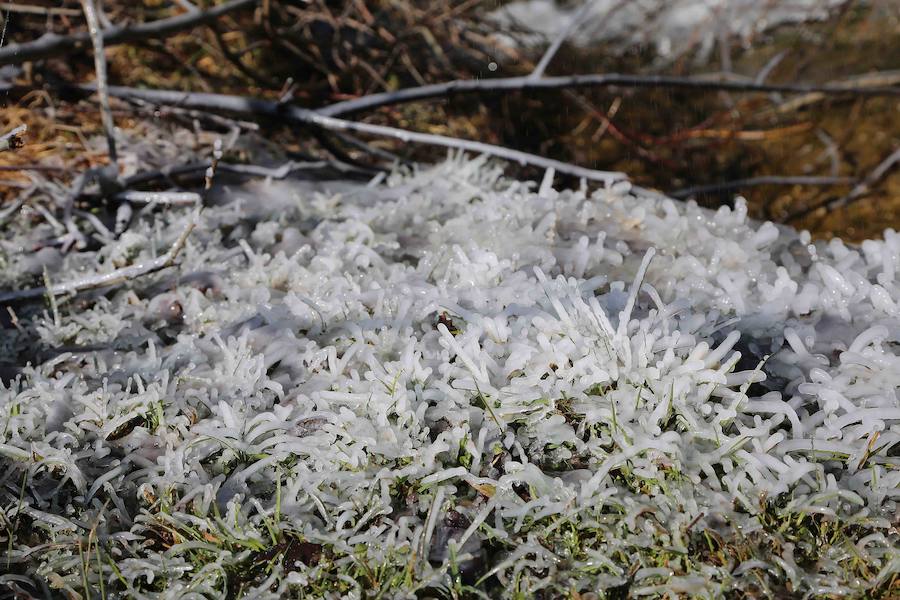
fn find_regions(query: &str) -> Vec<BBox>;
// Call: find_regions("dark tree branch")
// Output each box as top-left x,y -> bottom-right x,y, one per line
530,0 -> 627,80
826,147 -> 900,211
780,147 -> 900,223
0,0 -> 256,66
307,126 -> 409,171
92,85 -> 627,184
316,72 -> 900,118
80,0 -> 117,164
669,176 -> 853,199
123,159 -> 372,188
308,127 -> 384,173
210,20 -> 279,88
529,0 -> 599,80
0,164 -> 64,172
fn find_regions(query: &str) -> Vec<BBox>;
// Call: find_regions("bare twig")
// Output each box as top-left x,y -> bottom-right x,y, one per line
0,3 -> 80,17
61,213 -> 88,252
0,198 -> 24,226
114,202 -> 132,235
316,72 -> 900,118
213,161 -> 338,178
815,129 -> 841,177
530,0 -> 628,81
94,0 -> 113,30
172,0 -> 200,13
312,114 -> 625,183
210,22 -> 278,88
529,0 -> 601,80
324,129 -> 409,166
826,147 -> 900,211
776,132 -> 896,227
669,175 -> 853,199
204,138 -> 223,191
308,128 -> 387,173
0,0 -> 256,66
0,124 -> 25,152
73,208 -> 113,240
0,212 -> 198,304
124,96 -> 259,132
115,190 -> 201,205
80,0 -> 117,164
277,87 -> 401,169
96,85 -> 626,184
0,164 -> 66,172
123,159 -> 370,188
0,179 -> 29,188
59,169 -> 94,252
769,71 -> 900,116
755,49 -> 788,103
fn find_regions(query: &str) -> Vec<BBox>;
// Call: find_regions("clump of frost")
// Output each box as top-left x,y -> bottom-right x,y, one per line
490,0 -> 851,62
0,155 -> 898,598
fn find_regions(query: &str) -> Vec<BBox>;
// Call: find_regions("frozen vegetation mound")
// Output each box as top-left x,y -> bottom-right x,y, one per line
491,0 -> 845,61
2,156 -> 900,598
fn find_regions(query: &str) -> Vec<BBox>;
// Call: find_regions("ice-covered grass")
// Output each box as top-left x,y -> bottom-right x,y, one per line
1,155 -> 899,598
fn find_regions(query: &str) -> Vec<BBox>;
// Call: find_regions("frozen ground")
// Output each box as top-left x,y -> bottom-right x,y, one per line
1,156 -> 899,597
491,0 -> 846,62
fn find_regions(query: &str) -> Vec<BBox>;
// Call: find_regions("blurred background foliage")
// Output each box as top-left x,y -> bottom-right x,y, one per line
1,0 -> 898,240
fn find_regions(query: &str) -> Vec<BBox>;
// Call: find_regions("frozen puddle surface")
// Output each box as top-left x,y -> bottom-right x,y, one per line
2,157 -> 899,597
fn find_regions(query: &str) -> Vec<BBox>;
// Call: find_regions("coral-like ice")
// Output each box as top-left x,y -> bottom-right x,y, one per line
1,156 -> 898,597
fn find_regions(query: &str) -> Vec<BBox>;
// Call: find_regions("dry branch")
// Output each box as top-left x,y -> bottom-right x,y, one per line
530,0 -> 627,80
317,73 -> 900,118
669,175 -> 853,199
96,85 -> 627,184
80,0 -> 117,164
0,0 -> 256,66
115,190 -> 201,205
529,0 -> 600,80
0,164 -> 64,172
769,71 -> 900,116
0,198 -> 24,226
0,212 -> 198,304
826,147 -> 900,211
780,147 -> 900,222
311,115 -> 624,183
0,3 -> 81,17
123,159 -> 370,188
